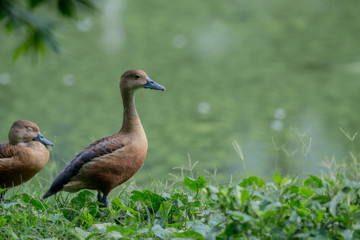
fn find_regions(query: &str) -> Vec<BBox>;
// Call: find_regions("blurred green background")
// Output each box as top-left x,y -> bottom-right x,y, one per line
1,0 -> 360,183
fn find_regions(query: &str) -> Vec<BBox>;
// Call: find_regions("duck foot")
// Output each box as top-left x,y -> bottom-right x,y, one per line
97,192 -> 108,208
0,191 -> 5,201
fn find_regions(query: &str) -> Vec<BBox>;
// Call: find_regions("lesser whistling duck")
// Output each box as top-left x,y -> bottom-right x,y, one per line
43,69 -> 165,207
0,120 -> 54,201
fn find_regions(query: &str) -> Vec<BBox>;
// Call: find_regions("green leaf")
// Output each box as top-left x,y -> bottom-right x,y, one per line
228,210 -> 254,222
340,229 -> 353,240
312,194 -> 331,204
174,230 -> 204,239
30,198 -> 46,210
159,201 -> 172,220
70,190 -> 95,209
111,197 -> 138,217
74,227 -> 90,238
58,0 -> 76,17
240,190 -> 250,204
208,213 -> 225,227
329,194 -> 340,217
183,176 -> 207,192
310,175 -> 323,187
223,222 -> 242,237
239,176 -> 265,188
264,202 -> 282,214
29,0 -> 47,8
304,175 -> 323,188
190,220 -> 211,237
20,193 -> 49,210
273,173 -> 282,185
0,215 -> 11,227
298,188 -> 316,198
131,190 -> 165,213
152,224 -> 165,239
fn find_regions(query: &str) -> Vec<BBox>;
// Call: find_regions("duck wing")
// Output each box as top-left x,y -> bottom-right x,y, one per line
43,135 -> 124,198
0,143 -> 17,159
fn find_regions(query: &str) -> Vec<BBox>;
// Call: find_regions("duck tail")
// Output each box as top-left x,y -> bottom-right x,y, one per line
43,189 -> 55,199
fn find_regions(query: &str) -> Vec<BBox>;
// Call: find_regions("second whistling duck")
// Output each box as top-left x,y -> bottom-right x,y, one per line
0,120 -> 53,201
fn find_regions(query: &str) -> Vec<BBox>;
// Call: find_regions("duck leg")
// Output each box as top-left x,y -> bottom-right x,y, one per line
0,191 -> 5,201
97,192 -> 108,208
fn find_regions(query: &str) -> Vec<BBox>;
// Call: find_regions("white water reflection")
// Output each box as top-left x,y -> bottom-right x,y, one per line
274,108 -> 286,119
77,18 -> 92,32
0,72 -> 10,85
62,74 -> 75,86
271,120 -> 283,131
101,0 -> 127,53
195,21 -> 229,58
198,102 -> 210,114
173,34 -> 187,49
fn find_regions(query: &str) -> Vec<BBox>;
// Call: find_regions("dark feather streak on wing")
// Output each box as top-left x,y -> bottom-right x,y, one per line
0,143 -> 17,158
43,136 -> 125,198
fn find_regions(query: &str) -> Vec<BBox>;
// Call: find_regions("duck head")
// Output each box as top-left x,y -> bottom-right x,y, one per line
8,120 -> 54,146
120,69 -> 165,92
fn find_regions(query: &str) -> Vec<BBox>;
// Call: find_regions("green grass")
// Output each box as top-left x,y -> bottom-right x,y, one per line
2,161 -> 360,239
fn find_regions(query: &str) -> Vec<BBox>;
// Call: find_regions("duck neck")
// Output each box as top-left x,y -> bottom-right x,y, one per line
120,89 -> 142,133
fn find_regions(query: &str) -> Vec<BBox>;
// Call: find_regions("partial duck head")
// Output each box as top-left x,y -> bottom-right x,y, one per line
8,120 -> 54,146
120,69 -> 165,92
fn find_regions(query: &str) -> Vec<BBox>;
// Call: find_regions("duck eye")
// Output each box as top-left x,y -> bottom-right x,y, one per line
135,75 -> 141,79
26,127 -> 32,132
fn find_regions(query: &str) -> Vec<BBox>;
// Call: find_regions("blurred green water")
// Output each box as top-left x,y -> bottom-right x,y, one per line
1,0 -> 360,183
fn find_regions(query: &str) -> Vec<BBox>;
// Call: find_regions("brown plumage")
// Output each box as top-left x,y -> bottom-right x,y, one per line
0,120 -> 54,200
43,70 -> 165,207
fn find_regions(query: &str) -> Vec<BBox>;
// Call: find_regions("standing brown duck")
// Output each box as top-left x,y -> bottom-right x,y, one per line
43,70 -> 165,207
0,120 -> 54,200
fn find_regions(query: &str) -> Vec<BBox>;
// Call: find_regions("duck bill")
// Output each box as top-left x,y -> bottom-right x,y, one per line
34,132 -> 54,146
144,78 -> 166,91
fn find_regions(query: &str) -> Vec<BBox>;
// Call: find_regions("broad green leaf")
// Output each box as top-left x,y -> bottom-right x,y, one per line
304,175 -> 323,188
239,176 -> 265,188
285,185 -> 299,194
159,201 -> 172,220
350,205 -> 359,213
30,198 -> 46,210
131,190 -> 165,212
228,210 -> 254,222
315,209 -> 325,223
190,220 -> 211,237
208,213 -> 225,227
174,230 -> 204,239
240,190 -> 250,204
298,188 -> 316,198
295,206 -> 311,217
340,229 -> 353,240
47,214 -> 61,222
223,222 -> 242,236
264,202 -> 282,214
329,194 -> 340,217
273,173 -> 282,185
70,190 -> 95,209
152,224 -> 165,239
0,215 -> 10,227
281,177 -> 291,187
74,227 -> 89,238
312,194 -> 331,204
309,175 -> 324,188
183,176 -> 207,192
111,197 -> 138,216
